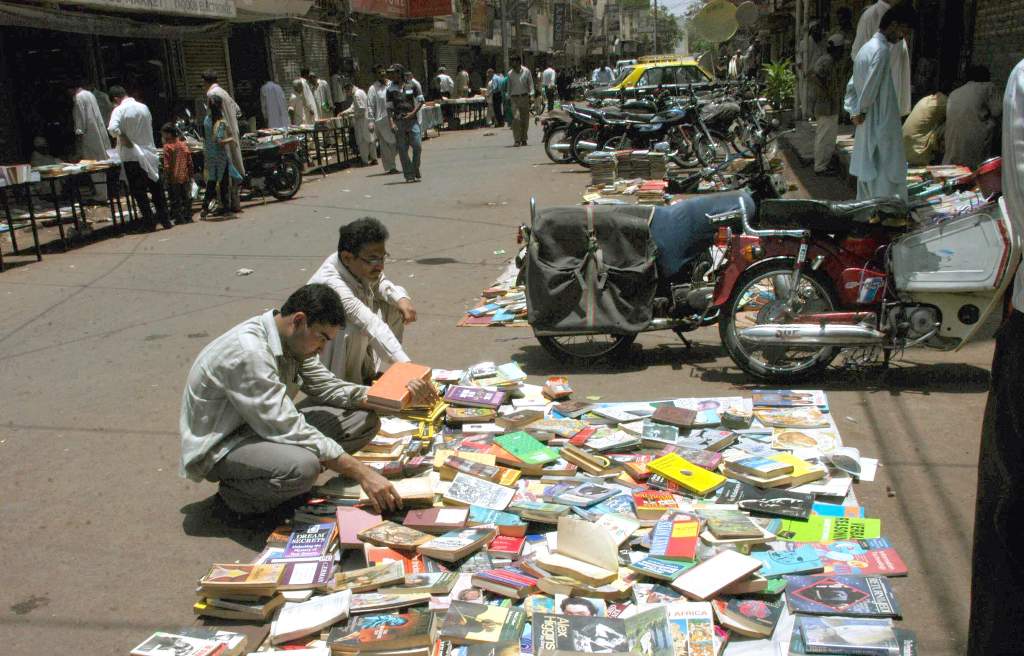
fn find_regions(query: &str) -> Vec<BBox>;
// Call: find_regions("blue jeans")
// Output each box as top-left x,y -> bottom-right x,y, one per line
395,119 -> 422,180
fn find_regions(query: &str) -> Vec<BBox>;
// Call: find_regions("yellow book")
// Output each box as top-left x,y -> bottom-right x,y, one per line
497,467 -> 522,486
648,452 -> 726,496
433,449 -> 497,470
768,453 -> 827,486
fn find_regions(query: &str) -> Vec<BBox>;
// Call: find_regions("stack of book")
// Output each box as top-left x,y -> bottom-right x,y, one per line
586,150 -> 616,186
637,179 -> 669,205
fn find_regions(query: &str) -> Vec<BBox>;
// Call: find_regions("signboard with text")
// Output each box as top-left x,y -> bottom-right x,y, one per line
65,0 -> 235,18
553,1 -> 567,46
351,0 -> 452,18
408,0 -> 453,18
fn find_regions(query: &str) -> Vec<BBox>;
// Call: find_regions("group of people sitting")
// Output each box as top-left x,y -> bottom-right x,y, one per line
180,217 -> 427,518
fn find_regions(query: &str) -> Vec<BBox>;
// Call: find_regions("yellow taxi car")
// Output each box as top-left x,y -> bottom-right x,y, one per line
591,55 -> 713,101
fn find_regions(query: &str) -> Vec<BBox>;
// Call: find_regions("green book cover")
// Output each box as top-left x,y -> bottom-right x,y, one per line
776,516 -> 882,542
494,432 -> 559,465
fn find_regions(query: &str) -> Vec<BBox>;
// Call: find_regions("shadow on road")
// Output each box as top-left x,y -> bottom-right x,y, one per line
511,340 -> 725,376
180,495 -> 275,551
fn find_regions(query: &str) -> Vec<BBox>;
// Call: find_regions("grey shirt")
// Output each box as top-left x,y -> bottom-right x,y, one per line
506,67 -> 535,96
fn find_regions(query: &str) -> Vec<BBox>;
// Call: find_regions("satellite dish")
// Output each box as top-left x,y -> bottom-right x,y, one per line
691,0 -> 739,44
735,1 -> 759,28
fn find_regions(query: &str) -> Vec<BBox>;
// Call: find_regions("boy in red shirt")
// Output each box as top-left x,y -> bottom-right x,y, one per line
161,123 -> 194,224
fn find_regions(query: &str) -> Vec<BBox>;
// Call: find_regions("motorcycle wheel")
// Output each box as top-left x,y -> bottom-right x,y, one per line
668,126 -> 701,168
719,260 -> 840,382
543,126 -> 574,164
270,159 -> 303,200
602,134 -> 631,150
693,131 -> 730,166
571,127 -> 598,168
535,332 -> 636,365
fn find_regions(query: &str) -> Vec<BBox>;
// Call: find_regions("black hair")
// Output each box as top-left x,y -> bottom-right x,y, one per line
965,65 -> 991,83
337,217 -> 389,256
560,597 -> 598,615
281,283 -> 347,327
880,3 -> 918,29
207,94 -> 224,121
375,64 -> 387,73
202,69 -> 219,84
109,85 -> 127,99
161,122 -> 180,137
343,81 -> 354,90
301,67 -> 312,78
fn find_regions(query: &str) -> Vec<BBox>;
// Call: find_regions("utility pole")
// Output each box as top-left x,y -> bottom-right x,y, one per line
501,0 -> 510,70
652,0 -> 658,53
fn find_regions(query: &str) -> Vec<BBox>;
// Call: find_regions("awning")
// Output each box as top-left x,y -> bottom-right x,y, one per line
233,0 -> 315,19
0,2 -> 230,38
53,0 -> 234,19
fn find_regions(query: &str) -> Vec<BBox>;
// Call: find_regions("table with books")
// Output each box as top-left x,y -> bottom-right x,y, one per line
131,362 -> 912,656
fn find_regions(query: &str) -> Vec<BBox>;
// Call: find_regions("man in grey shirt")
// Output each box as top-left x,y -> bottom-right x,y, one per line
506,54 -> 535,147
180,283 -> 435,517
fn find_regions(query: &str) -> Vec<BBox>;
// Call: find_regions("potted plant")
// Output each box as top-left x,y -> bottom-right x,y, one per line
762,59 -> 796,127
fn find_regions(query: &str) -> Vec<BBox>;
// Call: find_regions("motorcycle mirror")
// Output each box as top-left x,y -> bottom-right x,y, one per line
185,108 -> 192,118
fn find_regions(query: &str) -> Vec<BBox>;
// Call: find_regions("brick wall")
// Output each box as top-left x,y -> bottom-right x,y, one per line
972,0 -> 1024,87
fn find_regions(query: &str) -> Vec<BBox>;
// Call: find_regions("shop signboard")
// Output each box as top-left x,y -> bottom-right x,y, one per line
552,0 -> 567,46
408,0 -> 454,17
63,0 -> 235,18
351,0 -> 409,18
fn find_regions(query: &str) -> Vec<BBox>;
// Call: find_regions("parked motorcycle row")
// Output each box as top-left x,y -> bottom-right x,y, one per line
522,88 -> 1018,382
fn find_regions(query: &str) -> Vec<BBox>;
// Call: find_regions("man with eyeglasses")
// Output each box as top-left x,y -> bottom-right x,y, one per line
308,217 -> 417,384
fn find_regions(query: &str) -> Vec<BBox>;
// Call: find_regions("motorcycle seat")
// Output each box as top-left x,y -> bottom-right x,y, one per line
758,197 -> 908,233
603,110 -> 656,122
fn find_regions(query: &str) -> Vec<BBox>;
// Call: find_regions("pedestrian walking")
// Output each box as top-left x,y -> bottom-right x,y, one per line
489,69 -> 507,128
161,123 -> 194,225
368,64 -> 399,175
107,86 -> 171,232
201,95 -> 242,218
343,82 -> 376,166
844,4 -> 917,201
387,65 -> 424,183
943,65 -> 1002,169
542,65 -> 557,112
809,35 -> 850,174
507,54 -> 535,147
967,55 -> 1024,656
260,79 -> 289,129
204,71 -> 245,212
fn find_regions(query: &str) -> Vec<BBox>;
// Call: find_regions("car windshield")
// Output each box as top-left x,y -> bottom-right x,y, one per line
612,66 -> 634,85
679,66 -> 710,83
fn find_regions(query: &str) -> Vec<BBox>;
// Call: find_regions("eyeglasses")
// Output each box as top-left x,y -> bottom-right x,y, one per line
356,252 -> 389,266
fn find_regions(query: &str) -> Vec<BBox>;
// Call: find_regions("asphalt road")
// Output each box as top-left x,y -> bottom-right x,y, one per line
0,122 -> 986,654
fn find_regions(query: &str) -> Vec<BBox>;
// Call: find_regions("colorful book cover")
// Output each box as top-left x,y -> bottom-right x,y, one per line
488,535 -> 525,556
812,501 -> 865,518
467,506 -> 526,530
641,420 -> 680,443
751,390 -> 828,407
201,563 -> 284,587
439,601 -> 526,644
750,545 -> 823,578
796,616 -> 899,655
777,516 -> 882,542
785,575 -> 902,618
494,432 -> 559,466
712,598 -> 785,635
328,610 -> 433,649
660,602 -> 716,656
281,521 -> 336,559
783,539 -> 908,577
698,507 -> 763,539
475,566 -> 538,590
628,557 -> 695,581
649,514 -> 700,561
632,490 -> 679,517
663,446 -> 723,471
444,386 -> 507,409
648,452 -> 726,496
753,406 -> 832,429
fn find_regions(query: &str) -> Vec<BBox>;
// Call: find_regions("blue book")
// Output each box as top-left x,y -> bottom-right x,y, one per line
752,545 -> 824,578
467,303 -> 499,317
813,501 -> 865,517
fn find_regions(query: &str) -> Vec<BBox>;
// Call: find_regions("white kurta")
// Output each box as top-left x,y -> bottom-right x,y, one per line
349,87 -> 375,164
1002,59 -> 1024,312
72,89 -> 109,161
845,32 -> 907,201
851,0 -> 911,116
943,81 -> 1002,169
107,97 -> 160,181
207,83 -> 245,175
368,80 -> 396,171
307,253 -> 410,383
315,79 -> 334,115
291,79 -> 319,124
260,81 -> 289,129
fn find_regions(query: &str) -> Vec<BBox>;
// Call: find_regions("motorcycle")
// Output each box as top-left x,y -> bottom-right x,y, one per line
709,182 -> 1019,381
176,111 -> 307,202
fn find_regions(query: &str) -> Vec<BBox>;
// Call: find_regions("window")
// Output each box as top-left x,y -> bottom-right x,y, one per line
673,65 -> 711,84
638,67 -> 665,87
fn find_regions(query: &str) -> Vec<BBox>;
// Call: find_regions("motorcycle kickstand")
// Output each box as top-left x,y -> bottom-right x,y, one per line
672,328 -> 693,349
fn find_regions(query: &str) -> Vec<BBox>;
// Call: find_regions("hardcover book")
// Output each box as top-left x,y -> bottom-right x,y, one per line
367,362 -> 433,410
443,472 -> 515,511
785,575 -> 902,618
438,601 -> 526,644
649,514 -> 700,562
494,432 -> 560,466
444,386 -> 507,409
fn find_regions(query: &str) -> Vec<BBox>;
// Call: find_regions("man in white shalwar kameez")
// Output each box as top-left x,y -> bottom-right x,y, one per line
844,5 -> 917,201
290,78 -> 319,125
260,80 -> 289,129
367,65 -> 399,174
342,81 -> 376,166
851,0 -> 912,117
68,83 -> 109,161
307,71 -> 334,118
204,71 -> 245,212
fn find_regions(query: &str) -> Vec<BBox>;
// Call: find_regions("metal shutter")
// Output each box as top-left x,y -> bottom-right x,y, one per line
270,23 -> 304,86
181,34 -> 232,100
302,26 -> 330,78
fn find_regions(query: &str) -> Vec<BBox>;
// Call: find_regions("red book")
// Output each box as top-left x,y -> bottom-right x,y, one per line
569,426 -> 597,447
649,513 -> 700,561
488,535 -> 526,558
336,506 -> 383,550
632,489 -> 679,520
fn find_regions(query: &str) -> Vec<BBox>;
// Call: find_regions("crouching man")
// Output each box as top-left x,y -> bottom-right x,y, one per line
179,283 -> 433,516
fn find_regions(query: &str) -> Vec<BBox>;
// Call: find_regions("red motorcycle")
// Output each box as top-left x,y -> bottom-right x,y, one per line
706,192 -> 1017,381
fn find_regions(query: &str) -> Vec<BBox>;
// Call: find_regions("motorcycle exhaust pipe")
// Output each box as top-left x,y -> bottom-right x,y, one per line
737,323 -> 886,346
550,143 -> 572,151
577,140 -> 599,152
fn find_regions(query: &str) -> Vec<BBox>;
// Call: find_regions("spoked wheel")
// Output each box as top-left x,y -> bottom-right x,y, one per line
668,126 -> 701,168
543,126 -> 574,163
719,260 -> 840,382
535,332 -> 636,365
270,159 -> 303,200
693,131 -> 730,166
602,134 -> 631,151
571,128 -> 598,168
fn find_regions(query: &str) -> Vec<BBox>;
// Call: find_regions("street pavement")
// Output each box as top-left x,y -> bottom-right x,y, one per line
0,122 -> 986,654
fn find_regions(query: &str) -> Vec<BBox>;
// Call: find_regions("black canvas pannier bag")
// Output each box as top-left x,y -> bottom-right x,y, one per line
525,204 -> 657,334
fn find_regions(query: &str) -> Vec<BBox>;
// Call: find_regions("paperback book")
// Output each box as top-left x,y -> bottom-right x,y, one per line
785,575 -> 902,618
